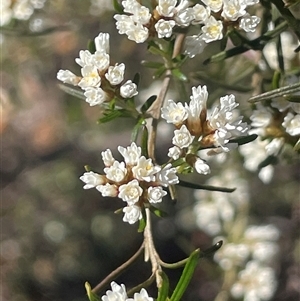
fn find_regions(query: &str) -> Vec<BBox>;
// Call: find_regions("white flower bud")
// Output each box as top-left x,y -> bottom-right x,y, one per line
118,179 -> 143,205
96,183 -> 118,197
172,125 -> 194,148
84,87 -> 106,106
122,205 -> 142,224
155,19 -> 176,38
194,158 -> 210,175
94,32 -> 110,53
80,171 -> 106,189
147,186 -> 167,203
57,70 -> 79,85
120,80 -> 138,98
104,161 -> 127,182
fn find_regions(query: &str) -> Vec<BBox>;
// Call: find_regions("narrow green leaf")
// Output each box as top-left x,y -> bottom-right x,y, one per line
149,205 -> 168,218
272,70 -> 282,90
141,61 -> 164,69
170,249 -> 200,301
148,46 -> 166,57
141,125 -> 149,158
138,216 -> 146,232
293,138 -> 300,151
132,73 -> 141,87
85,282 -> 100,301
84,165 -> 92,172
113,0 -> 123,13
131,118 -> 145,143
171,69 -> 188,82
157,271 -> 170,301
284,95 -> 300,103
229,134 -> 258,145
200,241 -> 223,258
58,84 -> 85,100
153,66 -> 167,79
258,155 -> 278,169
87,39 -> 96,54
98,110 -> 123,123
179,180 -> 236,193
141,95 -> 157,113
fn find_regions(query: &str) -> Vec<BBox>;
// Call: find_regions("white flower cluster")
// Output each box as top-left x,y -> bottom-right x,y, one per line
57,32 -> 138,106
161,85 -> 249,174
194,169 -> 279,301
113,0 -> 260,54
80,142 -> 178,224
184,0 -> 261,57
239,98 -> 300,183
194,168 -> 249,235
102,282 -> 153,301
230,260 -> 277,301
1,0 -> 47,26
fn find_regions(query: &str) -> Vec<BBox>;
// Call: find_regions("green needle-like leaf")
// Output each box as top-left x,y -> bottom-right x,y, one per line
170,249 -> 200,301
141,95 -> 157,113
141,125 -> 149,158
157,271 -> 170,301
58,84 -> 85,100
85,282 -> 100,301
131,118 -> 145,143
179,180 -> 236,193
229,134 -> 258,145
171,69 -> 188,82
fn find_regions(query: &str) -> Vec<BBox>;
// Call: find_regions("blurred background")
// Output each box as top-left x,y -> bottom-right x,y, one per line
1,1 -> 300,301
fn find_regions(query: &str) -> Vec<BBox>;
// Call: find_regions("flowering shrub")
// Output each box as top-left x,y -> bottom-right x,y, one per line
2,0 -> 300,300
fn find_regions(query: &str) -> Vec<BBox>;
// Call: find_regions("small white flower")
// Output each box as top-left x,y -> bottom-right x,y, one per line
122,205 -> 143,224
78,65 -> 101,89
250,104 -> 273,128
168,145 -> 181,160
104,161 -> 127,182
84,87 -> 107,106
147,186 -> 167,203
161,99 -> 188,125
118,179 -> 143,205
96,183 -> 118,197
118,142 -> 141,165
156,0 -> 177,17
174,7 -> 194,27
239,14 -> 260,32
75,50 -> 94,67
186,85 -> 208,122
221,0 -> 246,21
282,112 -> 300,136
120,80 -> 138,98
194,158 -> 210,175
202,16 -> 223,43
127,23 -> 149,43
127,288 -> 154,301
156,163 -> 179,187
132,156 -> 161,182
155,19 -> 176,38
13,1 -> 34,20
101,149 -> 115,166
201,0 -> 223,12
80,171 -> 106,189
102,282 -> 127,301
94,32 -> 110,53
192,4 -> 210,24
57,70 -> 79,85
105,63 -> 125,85
184,35 -> 207,58
93,50 -> 110,71
131,5 -> 151,25
172,125 -> 194,148
114,14 -> 135,35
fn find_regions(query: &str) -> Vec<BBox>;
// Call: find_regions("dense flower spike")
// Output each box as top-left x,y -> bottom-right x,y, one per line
80,142 -> 178,224
113,0 -> 260,57
57,32 -> 138,106
161,85 -> 249,174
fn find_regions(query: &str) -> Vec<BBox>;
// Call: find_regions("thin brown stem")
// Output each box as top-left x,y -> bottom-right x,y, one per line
92,243 -> 145,294
147,33 -> 186,160
144,208 -> 163,287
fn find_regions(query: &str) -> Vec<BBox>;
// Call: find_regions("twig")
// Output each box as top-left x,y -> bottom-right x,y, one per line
91,243 -> 145,294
